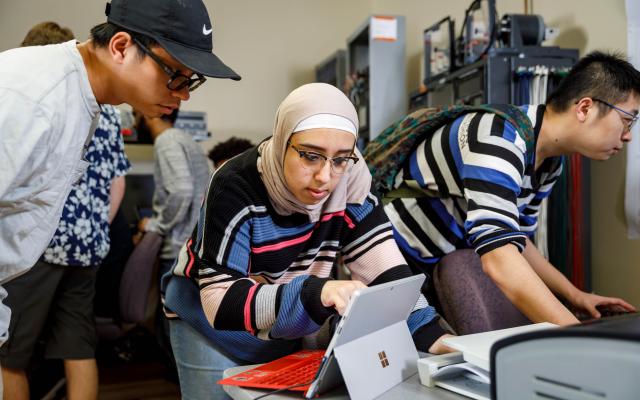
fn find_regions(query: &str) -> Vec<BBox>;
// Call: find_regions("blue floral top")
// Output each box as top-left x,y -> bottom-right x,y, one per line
42,105 -> 131,267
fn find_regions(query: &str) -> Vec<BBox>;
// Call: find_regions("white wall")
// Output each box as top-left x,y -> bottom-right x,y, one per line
0,0 -> 371,146
1,0 -> 637,306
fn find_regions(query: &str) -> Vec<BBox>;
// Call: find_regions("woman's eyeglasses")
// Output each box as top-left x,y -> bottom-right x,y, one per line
288,141 -> 358,175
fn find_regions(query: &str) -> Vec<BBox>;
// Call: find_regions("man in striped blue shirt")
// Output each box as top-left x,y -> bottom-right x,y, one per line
386,52 -> 639,326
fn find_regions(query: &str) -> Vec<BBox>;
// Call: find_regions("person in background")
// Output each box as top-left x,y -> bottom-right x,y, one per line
207,137 -> 254,169
0,22 -> 130,400
19,21 -> 74,47
162,83 -> 454,399
383,52 -> 639,327
132,108 -> 211,364
133,108 -> 211,278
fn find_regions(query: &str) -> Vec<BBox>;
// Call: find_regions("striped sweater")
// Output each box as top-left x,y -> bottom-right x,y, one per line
385,104 -> 563,266
163,147 -> 441,362
146,128 -> 211,260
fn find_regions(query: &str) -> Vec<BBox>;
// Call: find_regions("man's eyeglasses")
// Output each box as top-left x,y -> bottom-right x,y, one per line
287,141 -> 359,175
133,38 -> 206,92
593,98 -> 638,132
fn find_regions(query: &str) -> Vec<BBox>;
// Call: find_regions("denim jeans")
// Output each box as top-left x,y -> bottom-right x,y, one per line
169,319 -> 239,400
157,259 -> 175,355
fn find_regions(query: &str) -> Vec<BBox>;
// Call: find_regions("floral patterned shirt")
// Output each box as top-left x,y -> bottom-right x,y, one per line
42,105 -> 131,267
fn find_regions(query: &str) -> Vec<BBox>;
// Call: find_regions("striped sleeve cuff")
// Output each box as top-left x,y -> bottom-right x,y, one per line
300,276 -> 336,325
412,317 -> 448,352
474,232 -> 527,256
369,265 -> 412,285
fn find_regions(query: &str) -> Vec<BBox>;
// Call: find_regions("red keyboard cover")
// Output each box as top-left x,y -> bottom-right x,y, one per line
218,349 -> 325,391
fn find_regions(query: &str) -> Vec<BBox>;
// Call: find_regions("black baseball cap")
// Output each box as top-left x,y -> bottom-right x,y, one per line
106,0 -> 240,80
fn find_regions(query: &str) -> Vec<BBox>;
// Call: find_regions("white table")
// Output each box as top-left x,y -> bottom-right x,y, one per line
222,364 -> 467,400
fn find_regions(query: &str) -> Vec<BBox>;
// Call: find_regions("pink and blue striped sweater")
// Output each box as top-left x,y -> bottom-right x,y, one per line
162,147 -> 444,363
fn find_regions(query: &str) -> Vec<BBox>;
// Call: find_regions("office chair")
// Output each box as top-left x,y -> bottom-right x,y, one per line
118,231 -> 162,323
95,231 -> 162,340
433,249 -> 530,335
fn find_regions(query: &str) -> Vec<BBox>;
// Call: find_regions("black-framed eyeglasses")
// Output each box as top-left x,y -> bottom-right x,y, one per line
133,38 -> 206,92
287,140 -> 359,175
593,98 -> 638,132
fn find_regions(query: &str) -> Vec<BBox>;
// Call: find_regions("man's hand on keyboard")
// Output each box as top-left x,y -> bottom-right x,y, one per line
569,290 -> 636,319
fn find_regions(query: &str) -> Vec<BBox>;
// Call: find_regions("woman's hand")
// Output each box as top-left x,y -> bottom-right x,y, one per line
428,333 -> 457,355
569,290 -> 636,319
320,280 -> 366,315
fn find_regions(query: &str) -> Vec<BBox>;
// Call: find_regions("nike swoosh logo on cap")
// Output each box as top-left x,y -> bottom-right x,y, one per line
202,24 -> 213,35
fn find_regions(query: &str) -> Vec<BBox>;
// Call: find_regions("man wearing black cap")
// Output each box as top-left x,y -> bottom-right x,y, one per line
0,1 -> 239,398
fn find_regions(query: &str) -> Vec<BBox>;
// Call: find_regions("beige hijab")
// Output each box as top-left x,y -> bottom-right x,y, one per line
257,83 -> 372,222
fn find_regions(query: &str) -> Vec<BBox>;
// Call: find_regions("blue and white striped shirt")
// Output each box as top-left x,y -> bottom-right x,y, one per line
385,105 -> 563,265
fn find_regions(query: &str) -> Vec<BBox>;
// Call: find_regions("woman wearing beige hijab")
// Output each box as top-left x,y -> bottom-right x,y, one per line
162,83 -> 452,398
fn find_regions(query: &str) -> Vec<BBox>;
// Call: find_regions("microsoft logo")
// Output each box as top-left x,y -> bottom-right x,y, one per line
378,351 -> 389,368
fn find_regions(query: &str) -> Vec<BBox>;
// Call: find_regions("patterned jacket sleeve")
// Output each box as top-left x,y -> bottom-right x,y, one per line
99,106 -> 130,181
109,109 -> 131,179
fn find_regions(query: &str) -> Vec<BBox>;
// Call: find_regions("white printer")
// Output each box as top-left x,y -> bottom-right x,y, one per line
491,313 -> 640,399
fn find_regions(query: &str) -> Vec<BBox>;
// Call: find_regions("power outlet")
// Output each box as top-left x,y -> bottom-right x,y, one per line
545,27 -> 560,41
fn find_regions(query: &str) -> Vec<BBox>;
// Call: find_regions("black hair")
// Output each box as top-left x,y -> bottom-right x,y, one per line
89,22 -> 158,59
547,51 -> 640,115
208,137 -> 254,166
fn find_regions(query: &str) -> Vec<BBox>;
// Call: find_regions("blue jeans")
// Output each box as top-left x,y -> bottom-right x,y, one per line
169,319 -> 239,400
157,259 -> 175,355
